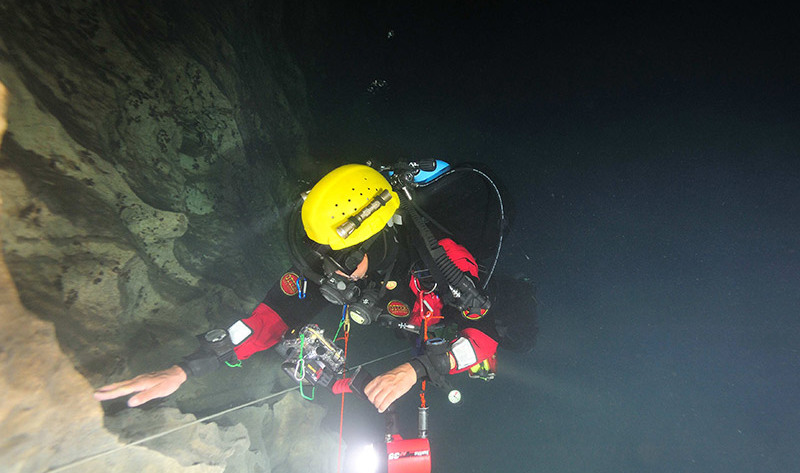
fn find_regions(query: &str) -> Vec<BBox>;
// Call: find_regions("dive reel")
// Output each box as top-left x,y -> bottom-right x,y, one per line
274,324 -> 345,389
385,403 -> 431,473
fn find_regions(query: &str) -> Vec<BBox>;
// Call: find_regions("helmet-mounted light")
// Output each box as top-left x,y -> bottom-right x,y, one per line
336,189 -> 393,239
302,164 -> 399,250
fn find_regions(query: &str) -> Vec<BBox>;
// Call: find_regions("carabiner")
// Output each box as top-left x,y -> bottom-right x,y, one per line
294,359 -> 305,381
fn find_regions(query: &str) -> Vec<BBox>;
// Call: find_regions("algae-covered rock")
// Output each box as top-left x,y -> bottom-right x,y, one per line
0,1 -> 340,471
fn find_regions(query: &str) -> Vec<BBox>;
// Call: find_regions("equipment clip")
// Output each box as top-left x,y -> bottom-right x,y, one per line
296,276 -> 307,299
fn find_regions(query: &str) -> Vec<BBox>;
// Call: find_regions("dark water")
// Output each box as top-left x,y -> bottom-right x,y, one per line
448,133 -> 800,473
302,3 -> 800,472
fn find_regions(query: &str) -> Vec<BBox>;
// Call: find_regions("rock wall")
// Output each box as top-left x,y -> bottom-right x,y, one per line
0,1 -> 339,472
0,210 -> 333,472
0,1 -> 316,376
0,79 -> 227,473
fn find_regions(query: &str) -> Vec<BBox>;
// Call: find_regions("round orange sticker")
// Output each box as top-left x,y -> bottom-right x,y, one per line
387,300 -> 410,318
280,272 -> 300,296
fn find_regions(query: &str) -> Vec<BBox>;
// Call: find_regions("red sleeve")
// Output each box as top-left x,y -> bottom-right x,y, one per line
438,238 -> 479,278
448,327 -> 499,374
232,303 -> 289,360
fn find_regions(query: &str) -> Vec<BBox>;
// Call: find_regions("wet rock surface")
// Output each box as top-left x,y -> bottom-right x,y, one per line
0,2 -> 338,472
0,160 -> 224,473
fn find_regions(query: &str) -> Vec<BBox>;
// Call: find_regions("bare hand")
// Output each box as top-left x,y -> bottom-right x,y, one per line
93,365 -> 187,407
363,362 -> 417,413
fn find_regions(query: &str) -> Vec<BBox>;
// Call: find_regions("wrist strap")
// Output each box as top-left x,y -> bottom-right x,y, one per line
408,358 -> 428,380
411,354 -> 450,389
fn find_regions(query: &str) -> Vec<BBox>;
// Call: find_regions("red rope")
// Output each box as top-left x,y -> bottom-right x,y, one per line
419,291 -> 431,408
336,330 -> 350,473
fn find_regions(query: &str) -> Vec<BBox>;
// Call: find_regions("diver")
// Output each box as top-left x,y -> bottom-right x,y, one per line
94,161 -> 538,414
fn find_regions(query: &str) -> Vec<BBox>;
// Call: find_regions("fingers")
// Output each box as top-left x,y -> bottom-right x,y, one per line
351,254 -> 369,280
93,381 -> 127,396
128,371 -> 186,407
93,366 -> 187,406
93,375 -> 153,401
127,387 -> 162,407
364,364 -> 416,413
376,391 -> 396,413
364,378 -> 395,413
334,254 -> 368,281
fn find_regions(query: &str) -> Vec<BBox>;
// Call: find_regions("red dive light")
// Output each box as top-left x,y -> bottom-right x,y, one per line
386,434 -> 431,473
333,369 -> 433,473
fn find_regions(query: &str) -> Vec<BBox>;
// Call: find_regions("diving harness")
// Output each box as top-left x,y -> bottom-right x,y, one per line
280,160 -> 506,473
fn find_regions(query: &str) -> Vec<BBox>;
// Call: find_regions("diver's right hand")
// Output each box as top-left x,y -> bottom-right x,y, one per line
93,364 -> 188,407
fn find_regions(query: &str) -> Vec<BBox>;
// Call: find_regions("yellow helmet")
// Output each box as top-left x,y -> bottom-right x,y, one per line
302,164 -> 399,250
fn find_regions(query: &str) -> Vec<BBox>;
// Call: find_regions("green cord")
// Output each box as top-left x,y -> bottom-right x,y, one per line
333,318 -> 345,343
332,304 -> 348,343
225,360 -> 242,368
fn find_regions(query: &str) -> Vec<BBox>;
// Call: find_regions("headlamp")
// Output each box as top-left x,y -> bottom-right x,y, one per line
336,189 -> 393,239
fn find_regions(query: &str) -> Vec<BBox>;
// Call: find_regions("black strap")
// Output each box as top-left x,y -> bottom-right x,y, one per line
409,353 -> 450,389
177,331 -> 239,377
401,199 -> 491,316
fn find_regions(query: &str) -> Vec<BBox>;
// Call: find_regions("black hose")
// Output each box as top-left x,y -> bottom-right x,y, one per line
401,197 -> 491,313
415,165 -> 506,290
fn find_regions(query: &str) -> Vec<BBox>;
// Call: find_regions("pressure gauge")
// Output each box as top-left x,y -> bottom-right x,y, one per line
448,389 -> 462,404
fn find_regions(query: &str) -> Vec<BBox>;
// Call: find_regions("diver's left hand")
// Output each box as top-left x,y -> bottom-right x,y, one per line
364,362 -> 417,413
